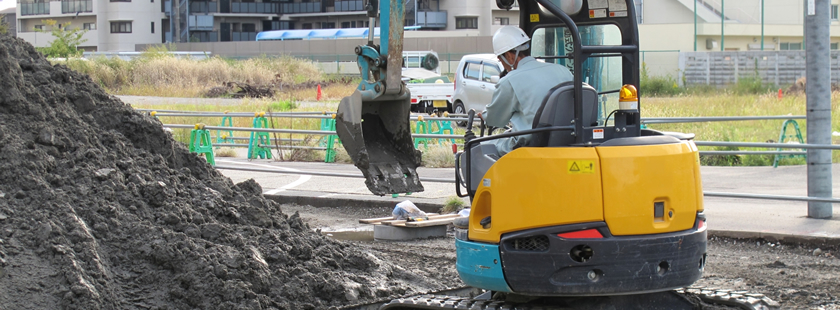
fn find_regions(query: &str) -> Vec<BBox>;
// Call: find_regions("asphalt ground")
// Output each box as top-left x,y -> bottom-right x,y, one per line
214,155 -> 840,243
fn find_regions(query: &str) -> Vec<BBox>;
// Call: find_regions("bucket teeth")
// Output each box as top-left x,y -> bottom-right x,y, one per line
336,89 -> 424,196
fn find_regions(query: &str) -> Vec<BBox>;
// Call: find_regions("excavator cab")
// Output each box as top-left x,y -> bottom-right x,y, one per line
453,0 -> 707,299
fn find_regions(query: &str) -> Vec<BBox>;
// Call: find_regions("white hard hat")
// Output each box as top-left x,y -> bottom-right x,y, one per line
492,26 -> 530,56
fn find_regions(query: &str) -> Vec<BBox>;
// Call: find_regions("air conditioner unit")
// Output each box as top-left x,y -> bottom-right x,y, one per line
706,39 -> 718,50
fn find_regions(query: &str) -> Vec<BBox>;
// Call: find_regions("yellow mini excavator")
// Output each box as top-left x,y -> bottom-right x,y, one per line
336,0 -> 776,309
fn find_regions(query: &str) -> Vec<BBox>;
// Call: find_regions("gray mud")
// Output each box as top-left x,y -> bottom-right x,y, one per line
0,35 -> 454,309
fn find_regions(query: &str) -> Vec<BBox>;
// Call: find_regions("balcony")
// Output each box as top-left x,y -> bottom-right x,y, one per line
190,1 -> 217,13
334,0 -> 362,12
230,2 -> 278,14
232,31 -> 256,41
280,2 -> 321,14
190,31 -> 218,42
189,15 -> 213,31
20,2 -> 49,16
62,0 -> 92,13
416,10 -> 446,28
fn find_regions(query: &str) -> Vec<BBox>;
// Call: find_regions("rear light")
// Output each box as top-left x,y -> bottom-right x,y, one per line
697,219 -> 706,231
410,98 -> 418,103
557,229 -> 603,239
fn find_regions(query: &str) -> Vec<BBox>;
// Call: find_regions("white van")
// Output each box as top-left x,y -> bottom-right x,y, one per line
452,54 -> 504,116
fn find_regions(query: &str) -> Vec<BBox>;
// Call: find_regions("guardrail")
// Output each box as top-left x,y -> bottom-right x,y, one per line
151,110 -> 837,211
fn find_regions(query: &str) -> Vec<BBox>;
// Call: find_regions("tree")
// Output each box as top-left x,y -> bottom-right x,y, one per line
36,19 -> 88,58
0,15 -> 9,35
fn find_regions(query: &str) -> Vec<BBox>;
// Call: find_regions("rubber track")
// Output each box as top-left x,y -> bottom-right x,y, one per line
379,286 -> 781,310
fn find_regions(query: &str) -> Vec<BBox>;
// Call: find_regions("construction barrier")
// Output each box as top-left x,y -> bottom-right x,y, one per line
215,111 -> 235,145
188,123 -> 215,166
247,112 -> 273,159
773,119 -> 806,168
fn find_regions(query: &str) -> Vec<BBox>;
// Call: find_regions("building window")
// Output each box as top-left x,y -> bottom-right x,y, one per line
494,17 -> 509,25
321,22 -> 335,29
779,42 -> 802,50
151,22 -> 155,33
34,25 -> 44,31
110,0 -> 130,2
833,5 -> 839,20
456,17 -> 478,29
341,21 -> 350,28
302,23 -> 312,29
832,43 -> 839,50
110,21 -> 132,33
242,23 -> 256,32
83,22 -> 96,30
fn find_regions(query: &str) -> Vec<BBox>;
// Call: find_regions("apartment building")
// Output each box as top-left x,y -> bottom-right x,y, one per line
14,0 -> 518,51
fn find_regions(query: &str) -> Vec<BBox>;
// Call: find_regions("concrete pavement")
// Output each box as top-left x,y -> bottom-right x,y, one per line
215,157 -> 840,243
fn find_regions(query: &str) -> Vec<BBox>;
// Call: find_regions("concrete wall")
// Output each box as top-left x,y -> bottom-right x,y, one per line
679,51 -> 840,87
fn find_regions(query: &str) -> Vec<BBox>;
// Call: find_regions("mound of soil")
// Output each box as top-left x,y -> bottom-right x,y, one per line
0,36 -> 450,309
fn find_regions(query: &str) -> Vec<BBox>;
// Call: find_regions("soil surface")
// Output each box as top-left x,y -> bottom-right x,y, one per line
287,204 -> 840,310
0,35 -> 455,310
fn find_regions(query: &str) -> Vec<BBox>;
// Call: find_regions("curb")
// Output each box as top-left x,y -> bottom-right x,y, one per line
264,193 -> 447,213
708,230 -> 840,246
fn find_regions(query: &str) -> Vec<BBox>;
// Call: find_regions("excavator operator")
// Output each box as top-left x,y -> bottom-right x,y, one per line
479,26 -> 573,156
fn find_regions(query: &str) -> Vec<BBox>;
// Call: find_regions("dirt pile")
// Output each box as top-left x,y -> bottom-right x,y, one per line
0,36 -> 451,309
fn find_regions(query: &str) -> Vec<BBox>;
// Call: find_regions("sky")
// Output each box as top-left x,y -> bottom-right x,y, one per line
0,0 -> 14,12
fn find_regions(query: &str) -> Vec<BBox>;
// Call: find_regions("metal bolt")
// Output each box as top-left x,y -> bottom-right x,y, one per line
669,211 -> 674,218
615,127 -> 620,132
622,127 -> 627,132
587,271 -> 598,280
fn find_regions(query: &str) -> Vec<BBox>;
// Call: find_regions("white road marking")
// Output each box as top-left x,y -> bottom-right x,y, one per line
216,159 -> 312,194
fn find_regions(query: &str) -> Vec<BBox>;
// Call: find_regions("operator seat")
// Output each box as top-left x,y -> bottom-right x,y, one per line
528,81 -> 599,147
459,81 -> 599,194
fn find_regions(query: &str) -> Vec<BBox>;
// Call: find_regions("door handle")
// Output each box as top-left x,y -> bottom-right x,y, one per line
480,84 -> 486,89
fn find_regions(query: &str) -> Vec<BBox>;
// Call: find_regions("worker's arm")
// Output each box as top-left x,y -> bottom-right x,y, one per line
483,79 -> 517,128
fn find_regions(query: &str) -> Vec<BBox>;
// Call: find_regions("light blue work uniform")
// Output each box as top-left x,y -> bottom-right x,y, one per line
483,56 -> 574,155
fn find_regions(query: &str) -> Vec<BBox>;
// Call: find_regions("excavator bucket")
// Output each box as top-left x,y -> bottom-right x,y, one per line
335,89 -> 424,196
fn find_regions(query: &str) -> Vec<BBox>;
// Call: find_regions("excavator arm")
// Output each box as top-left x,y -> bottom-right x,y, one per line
335,0 -> 424,196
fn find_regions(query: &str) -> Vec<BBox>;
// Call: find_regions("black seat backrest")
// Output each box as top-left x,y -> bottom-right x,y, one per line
529,81 -> 599,147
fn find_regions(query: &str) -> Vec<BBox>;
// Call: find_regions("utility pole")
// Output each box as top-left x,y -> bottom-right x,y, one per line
694,0 -> 697,51
761,0 -> 764,50
720,0 -> 724,51
805,0 -> 833,219
173,0 -> 181,42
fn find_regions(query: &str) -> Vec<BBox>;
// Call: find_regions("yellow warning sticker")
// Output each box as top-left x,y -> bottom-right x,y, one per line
530,14 -> 540,22
567,160 -> 595,174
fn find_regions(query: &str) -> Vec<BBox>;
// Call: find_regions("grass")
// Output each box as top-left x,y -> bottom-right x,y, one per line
643,92 -> 840,165
55,48 -> 325,98
440,196 -> 467,214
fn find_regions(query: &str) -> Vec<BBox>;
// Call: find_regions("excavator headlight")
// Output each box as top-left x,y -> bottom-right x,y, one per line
618,84 -> 638,111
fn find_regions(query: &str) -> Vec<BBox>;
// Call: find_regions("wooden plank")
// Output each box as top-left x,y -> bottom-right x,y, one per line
404,217 -> 459,227
379,214 -> 459,226
359,216 -> 397,224
359,213 -> 439,224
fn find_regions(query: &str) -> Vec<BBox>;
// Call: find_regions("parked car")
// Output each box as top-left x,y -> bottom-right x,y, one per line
452,54 -> 503,118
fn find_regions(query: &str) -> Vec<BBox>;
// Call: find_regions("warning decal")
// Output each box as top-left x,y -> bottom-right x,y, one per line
589,9 -> 607,18
568,160 -> 595,174
530,14 -> 540,22
593,128 -> 604,139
